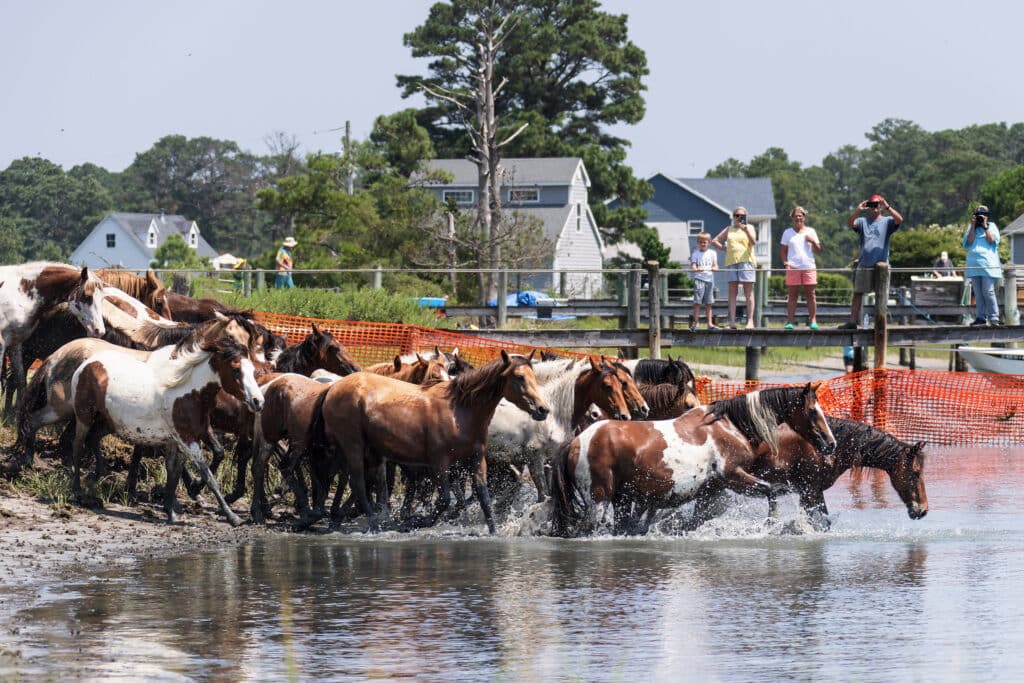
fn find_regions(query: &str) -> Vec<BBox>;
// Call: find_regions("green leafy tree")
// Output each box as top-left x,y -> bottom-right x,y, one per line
980,164 -> 1024,225
398,0 -> 651,242
150,233 -> 210,269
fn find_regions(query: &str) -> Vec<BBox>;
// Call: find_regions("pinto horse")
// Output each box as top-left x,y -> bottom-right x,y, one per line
744,417 -> 928,530
68,316 -> 264,526
487,357 -> 647,503
549,383 -> 837,537
316,350 -> 550,533
0,263 -> 106,419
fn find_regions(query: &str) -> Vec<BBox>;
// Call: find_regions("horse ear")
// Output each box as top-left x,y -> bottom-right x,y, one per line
500,349 -> 511,366
667,353 -> 674,363
213,311 -> 229,322
80,266 -> 90,282
526,349 -> 536,362
589,356 -> 600,371
393,356 -> 403,371
434,345 -> 442,356
451,347 -> 460,358
311,322 -> 321,336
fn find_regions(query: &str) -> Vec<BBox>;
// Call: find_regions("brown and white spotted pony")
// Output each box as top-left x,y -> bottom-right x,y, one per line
549,383 -> 837,537
0,263 -> 106,418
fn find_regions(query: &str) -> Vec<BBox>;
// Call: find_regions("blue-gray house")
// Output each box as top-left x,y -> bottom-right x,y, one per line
609,173 -> 777,293
70,212 -> 219,271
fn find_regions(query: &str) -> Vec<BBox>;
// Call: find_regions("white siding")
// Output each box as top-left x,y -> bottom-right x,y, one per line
553,214 -> 604,298
647,221 -> 691,264
69,216 -> 150,270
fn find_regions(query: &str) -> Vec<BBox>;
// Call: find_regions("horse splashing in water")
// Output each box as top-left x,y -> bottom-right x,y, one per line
742,417 -> 928,530
621,356 -> 700,420
316,350 -> 550,533
549,382 -> 836,537
68,316 -> 264,525
0,263 -> 107,418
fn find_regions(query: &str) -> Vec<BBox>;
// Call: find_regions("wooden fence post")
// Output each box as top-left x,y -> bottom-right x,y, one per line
496,270 -> 508,329
755,265 -> 768,328
872,263 -> 890,431
1003,264 -> 1017,326
372,264 -> 383,290
255,270 -> 265,291
646,261 -> 661,359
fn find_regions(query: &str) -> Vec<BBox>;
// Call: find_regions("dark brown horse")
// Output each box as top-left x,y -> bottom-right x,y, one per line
157,290 -> 251,324
273,323 -> 361,376
316,351 -> 551,533
743,417 -> 928,530
549,383 -> 837,537
623,356 -> 700,420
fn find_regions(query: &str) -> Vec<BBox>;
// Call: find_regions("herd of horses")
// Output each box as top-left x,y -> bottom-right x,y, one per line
0,261 -> 929,537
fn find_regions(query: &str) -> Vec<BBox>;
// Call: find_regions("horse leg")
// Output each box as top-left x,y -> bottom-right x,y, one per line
427,468 -> 453,529
374,462 -> 390,518
685,484 -> 731,530
182,441 -> 242,527
70,419 -> 91,500
163,448 -> 186,523
725,467 -> 773,497
186,430 -> 224,499
471,454 -> 496,534
799,488 -> 831,531
4,343 -> 24,422
529,448 -> 548,502
249,434 -> 272,525
126,444 -> 149,504
225,434 -> 254,506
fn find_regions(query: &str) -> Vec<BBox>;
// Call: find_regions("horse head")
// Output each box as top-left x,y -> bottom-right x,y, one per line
667,355 -> 701,410
411,353 -> 451,385
311,323 -> 360,375
606,357 -> 649,419
790,381 -> 837,455
574,356 -> 630,421
67,267 -> 107,338
500,349 -> 549,421
206,320 -> 265,413
890,440 -> 928,519
443,347 -> 475,377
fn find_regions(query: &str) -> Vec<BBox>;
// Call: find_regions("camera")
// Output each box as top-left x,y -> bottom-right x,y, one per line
866,201 -> 879,209
975,214 -> 987,228
739,215 -> 747,225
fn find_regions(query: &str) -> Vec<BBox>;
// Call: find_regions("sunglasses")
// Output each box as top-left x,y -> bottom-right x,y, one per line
733,213 -> 746,218
866,201 -> 880,208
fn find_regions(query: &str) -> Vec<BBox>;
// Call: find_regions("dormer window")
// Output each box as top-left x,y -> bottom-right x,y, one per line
188,227 -> 198,247
508,188 -> 539,203
147,227 -> 157,248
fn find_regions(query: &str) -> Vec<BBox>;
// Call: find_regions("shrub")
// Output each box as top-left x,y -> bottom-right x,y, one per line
222,286 -> 444,327
769,272 -> 852,304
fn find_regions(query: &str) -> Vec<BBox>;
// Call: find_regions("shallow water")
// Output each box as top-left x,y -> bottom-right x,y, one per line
2,447 -> 1022,681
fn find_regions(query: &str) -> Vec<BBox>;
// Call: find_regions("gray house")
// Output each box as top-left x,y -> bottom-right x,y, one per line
609,173 -> 777,294
418,157 -> 604,297
1001,212 -> 1024,265
70,212 -> 219,271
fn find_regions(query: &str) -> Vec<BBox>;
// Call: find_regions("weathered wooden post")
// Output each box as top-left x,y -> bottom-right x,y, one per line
659,271 -> 670,329
745,347 -> 761,382
646,261 -> 661,359
622,265 -> 641,359
496,270 -> 508,329
243,269 -> 252,297
372,264 -> 383,290
1003,264 -> 1017,326
755,264 -> 768,328
255,270 -> 266,291
872,263 -> 890,431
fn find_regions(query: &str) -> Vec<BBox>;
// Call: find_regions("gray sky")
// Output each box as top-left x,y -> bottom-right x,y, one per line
3,0 -> 1022,178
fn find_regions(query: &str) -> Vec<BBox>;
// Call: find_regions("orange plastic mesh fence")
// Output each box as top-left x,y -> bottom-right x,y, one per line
254,312 -> 1024,447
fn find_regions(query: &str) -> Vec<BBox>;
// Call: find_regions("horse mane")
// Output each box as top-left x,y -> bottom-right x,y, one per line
829,417 -> 923,469
97,269 -> 165,310
640,382 -> 686,413
159,319 -> 246,388
445,354 -> 527,406
708,387 -> 805,452
629,357 -> 694,388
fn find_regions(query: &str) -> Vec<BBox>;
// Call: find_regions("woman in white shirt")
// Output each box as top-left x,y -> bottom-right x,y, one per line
779,206 -> 823,330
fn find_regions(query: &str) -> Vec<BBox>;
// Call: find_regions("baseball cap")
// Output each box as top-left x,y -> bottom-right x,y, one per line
869,194 -> 884,202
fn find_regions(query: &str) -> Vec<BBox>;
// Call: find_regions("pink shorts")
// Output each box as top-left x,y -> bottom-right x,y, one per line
785,268 -> 817,287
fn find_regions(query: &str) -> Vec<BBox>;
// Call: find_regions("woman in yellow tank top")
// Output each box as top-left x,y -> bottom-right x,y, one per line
711,206 -> 757,328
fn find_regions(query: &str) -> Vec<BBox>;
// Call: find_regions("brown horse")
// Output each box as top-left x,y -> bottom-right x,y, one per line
157,290 -> 251,324
743,417 -> 928,530
549,383 -> 837,537
273,323 -> 361,376
316,350 -> 550,533
623,356 -> 700,419
96,269 -> 167,316
365,354 -> 451,384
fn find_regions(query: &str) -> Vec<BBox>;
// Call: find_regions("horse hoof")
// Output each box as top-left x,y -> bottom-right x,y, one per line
225,513 -> 244,527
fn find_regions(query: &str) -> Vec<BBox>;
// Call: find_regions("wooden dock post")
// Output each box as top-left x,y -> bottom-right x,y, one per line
873,263 -> 890,369
745,347 -> 761,382
1003,264 -> 1017,327
646,261 -> 661,359
754,264 -> 768,328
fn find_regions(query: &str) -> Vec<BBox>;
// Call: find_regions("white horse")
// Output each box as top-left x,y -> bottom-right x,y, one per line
486,357 -> 639,502
68,316 -> 264,526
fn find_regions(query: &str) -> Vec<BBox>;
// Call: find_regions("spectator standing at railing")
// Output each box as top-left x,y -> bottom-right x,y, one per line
963,205 -> 1002,326
779,206 -> 822,330
711,206 -> 757,329
275,236 -> 297,289
932,251 -> 958,278
689,232 -> 719,330
838,194 -> 904,329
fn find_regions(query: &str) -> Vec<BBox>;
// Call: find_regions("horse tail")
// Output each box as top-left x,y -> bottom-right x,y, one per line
550,438 -> 590,537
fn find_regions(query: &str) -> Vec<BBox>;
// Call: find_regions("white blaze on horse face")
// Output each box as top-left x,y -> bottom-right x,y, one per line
239,358 -> 264,412
653,421 -> 725,500
814,400 -> 836,447
69,289 -> 106,337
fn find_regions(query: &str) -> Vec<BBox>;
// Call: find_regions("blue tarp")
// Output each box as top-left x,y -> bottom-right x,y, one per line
486,290 -> 554,307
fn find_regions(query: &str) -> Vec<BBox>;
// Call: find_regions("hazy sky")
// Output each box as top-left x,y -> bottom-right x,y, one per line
3,0 -> 1023,178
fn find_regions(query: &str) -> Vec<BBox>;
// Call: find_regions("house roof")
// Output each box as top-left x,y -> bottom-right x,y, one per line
107,212 -> 219,258
418,158 -> 589,187
660,176 -> 777,219
1002,212 -> 1024,236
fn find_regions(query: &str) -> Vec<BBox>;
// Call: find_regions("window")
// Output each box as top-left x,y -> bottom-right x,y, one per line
147,228 -> 157,248
443,189 -> 474,205
688,220 -> 704,236
508,188 -> 539,203
189,229 -> 198,247
576,203 -> 582,232
105,233 -> 116,248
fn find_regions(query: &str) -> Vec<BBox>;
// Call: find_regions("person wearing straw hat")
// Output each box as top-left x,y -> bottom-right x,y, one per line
276,236 -> 297,288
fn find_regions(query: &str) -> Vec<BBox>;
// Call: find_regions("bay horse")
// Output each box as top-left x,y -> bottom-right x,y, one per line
0,263 -> 107,420
549,383 -> 837,537
366,354 -> 451,385
68,316 -> 264,526
96,269 -> 167,317
157,290 -> 250,324
274,324 -> 361,377
487,357 -> 647,504
316,350 -> 550,533
622,356 -> 701,420
744,417 -> 928,530
399,347 -> 474,377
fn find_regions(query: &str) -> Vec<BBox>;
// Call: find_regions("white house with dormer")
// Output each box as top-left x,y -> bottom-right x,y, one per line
417,157 -> 604,297
70,212 -> 219,270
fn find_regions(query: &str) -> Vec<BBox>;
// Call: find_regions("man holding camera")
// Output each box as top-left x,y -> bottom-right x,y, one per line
838,194 -> 904,329
963,205 -> 1002,326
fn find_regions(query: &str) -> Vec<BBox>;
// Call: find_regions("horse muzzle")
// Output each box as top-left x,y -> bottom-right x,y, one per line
908,504 -> 927,520
612,410 -> 631,421
247,396 -> 265,413
631,404 -> 649,419
530,404 -> 549,421
817,436 -> 837,455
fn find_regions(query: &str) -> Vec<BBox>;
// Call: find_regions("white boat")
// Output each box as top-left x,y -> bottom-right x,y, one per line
957,347 -> 1024,374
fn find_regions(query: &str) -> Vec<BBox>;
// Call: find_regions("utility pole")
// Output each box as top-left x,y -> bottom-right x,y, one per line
343,121 -> 354,195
